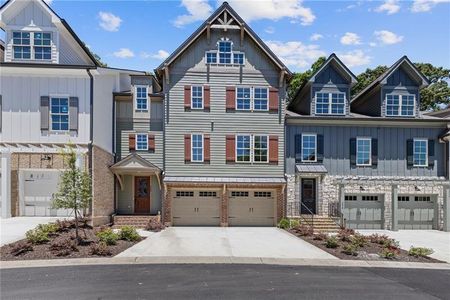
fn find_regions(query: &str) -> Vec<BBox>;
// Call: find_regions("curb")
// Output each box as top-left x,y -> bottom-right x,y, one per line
1,256 -> 450,270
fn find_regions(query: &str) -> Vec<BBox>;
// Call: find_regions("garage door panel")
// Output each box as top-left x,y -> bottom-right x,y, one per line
172,190 -> 221,226
228,190 -> 275,227
344,195 -> 383,229
397,195 -> 435,230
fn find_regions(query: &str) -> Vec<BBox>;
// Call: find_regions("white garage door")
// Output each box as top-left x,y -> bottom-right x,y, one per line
22,170 -> 72,217
398,195 -> 435,230
172,189 -> 221,226
228,190 -> 276,226
0,171 -> 2,215
343,195 -> 384,229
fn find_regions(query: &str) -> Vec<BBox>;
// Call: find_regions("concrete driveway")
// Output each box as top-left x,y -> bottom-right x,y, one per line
358,230 -> 450,263
117,227 -> 337,259
0,217 -> 61,246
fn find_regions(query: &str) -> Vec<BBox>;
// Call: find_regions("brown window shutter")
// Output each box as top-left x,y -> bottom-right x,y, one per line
203,85 -> 211,110
204,135 -> 210,163
269,87 -> 279,112
226,86 -> 236,110
269,135 -> 278,164
184,85 -> 191,109
148,135 -> 155,152
226,135 -> 235,163
129,134 -> 136,151
184,134 -> 191,163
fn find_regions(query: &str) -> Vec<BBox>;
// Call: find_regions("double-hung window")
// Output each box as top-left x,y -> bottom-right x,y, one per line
12,31 -> 52,60
191,134 -> 204,162
301,134 -> 317,162
50,97 -> 69,131
135,86 -> 148,111
253,135 -> 268,163
356,138 -> 371,166
413,139 -> 427,167
191,86 -> 203,109
236,135 -> 251,162
34,32 -> 52,60
253,87 -> 268,111
386,94 -> 415,117
12,31 -> 31,59
136,134 -> 148,150
315,92 -> 345,115
233,53 -> 244,65
218,41 -> 232,64
236,87 -> 268,111
205,39 -> 245,65
236,87 -> 251,110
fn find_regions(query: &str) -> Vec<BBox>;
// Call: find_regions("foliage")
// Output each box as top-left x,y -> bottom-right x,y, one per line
337,228 -> 355,242
342,244 -> 359,256
10,241 -> 33,256
408,247 -> 434,258
50,238 -> 78,256
313,233 -> 328,241
381,238 -> 400,250
368,234 -> 391,245
351,66 -> 389,97
379,247 -> 399,259
278,218 -> 290,229
25,228 -> 49,244
119,226 -> 141,242
55,219 -> 74,232
290,219 -> 300,228
293,224 -> 314,236
145,218 -> 166,232
325,236 -> 339,248
37,223 -> 59,235
287,57 -> 327,102
90,242 -> 112,256
350,234 -> 368,248
96,228 -> 119,246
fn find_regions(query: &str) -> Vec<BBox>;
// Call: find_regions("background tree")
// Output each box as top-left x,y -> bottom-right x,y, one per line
52,148 -> 91,242
287,56 -> 326,102
351,65 -> 389,97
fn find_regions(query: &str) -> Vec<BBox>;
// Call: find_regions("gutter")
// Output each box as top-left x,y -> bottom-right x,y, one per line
86,69 -> 94,215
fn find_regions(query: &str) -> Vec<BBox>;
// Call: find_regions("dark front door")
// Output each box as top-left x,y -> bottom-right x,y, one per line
301,178 -> 316,214
134,177 -> 150,214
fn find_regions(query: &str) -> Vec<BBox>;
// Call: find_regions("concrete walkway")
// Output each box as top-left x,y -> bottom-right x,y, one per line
117,227 -> 337,260
0,217 -> 61,246
358,230 -> 450,263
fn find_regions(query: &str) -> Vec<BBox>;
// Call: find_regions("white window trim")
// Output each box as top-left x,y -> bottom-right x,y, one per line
253,135 -> 269,163
314,92 -> 346,116
136,134 -> 148,151
204,39 -> 245,66
11,30 -> 53,61
356,137 -> 372,166
413,138 -> 428,167
191,133 -> 204,163
191,85 -> 204,110
253,87 -> 269,112
134,85 -> 149,112
235,134 -> 252,163
301,134 -> 317,163
385,94 -> 416,117
49,95 -> 70,133
235,86 -> 252,111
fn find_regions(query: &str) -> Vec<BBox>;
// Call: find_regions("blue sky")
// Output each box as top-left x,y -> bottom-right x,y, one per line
2,0 -> 450,74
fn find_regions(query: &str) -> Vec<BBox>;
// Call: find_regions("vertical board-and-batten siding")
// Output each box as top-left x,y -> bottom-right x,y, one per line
164,30 -> 285,177
285,124 -> 446,177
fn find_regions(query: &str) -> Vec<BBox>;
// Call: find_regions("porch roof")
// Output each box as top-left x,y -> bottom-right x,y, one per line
163,176 -> 286,184
110,153 -> 161,175
296,164 -> 328,174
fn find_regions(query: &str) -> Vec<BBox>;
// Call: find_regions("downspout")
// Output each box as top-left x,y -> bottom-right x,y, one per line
87,69 -> 94,216
112,94 -> 117,212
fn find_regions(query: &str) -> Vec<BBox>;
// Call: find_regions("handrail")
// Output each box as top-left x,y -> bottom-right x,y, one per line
300,201 -> 314,229
328,202 -> 345,229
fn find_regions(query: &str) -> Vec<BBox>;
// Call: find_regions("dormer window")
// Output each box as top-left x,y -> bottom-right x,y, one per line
315,92 -> 345,115
218,41 -> 232,64
12,31 -> 52,61
205,39 -> 245,66
386,94 -> 415,117
12,32 -> 31,59
34,33 -> 52,60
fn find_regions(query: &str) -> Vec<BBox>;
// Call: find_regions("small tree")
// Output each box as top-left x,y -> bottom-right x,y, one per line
52,148 -> 91,242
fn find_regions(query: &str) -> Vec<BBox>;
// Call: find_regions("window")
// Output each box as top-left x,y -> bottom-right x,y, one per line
231,191 -> 249,197
218,41 -> 232,64
205,39 -> 244,65
345,195 -> 357,201
362,196 -> 378,201
315,92 -> 345,115
12,31 -> 31,59
50,97 -> 69,131
301,134 -> 317,162
413,139 -> 428,167
356,138 -> 372,166
135,86 -> 148,111
34,32 -> 51,60
254,191 -> 272,197
398,196 -> 410,202
233,53 -> 244,65
253,88 -> 268,111
191,134 -> 204,162
236,87 -> 251,110
415,196 -> 431,202
136,134 -> 148,150
236,135 -> 251,162
386,94 -> 415,116
176,191 -> 194,197
12,31 -> 52,60
191,86 -> 203,109
199,191 -> 217,197
206,52 -> 217,64
253,135 -> 268,163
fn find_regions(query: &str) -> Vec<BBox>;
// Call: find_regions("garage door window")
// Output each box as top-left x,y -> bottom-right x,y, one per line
199,191 -> 217,197
345,195 -> 357,201
254,191 -> 272,197
362,196 -> 378,201
176,191 -> 194,197
398,196 -> 410,202
415,196 -> 431,202
231,191 -> 249,197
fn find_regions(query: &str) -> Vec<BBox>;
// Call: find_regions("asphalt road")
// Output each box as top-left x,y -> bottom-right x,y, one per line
1,264 -> 449,300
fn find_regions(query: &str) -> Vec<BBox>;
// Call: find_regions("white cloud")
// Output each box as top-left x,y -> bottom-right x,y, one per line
375,0 -> 401,14
265,26 -> 275,34
310,33 -> 323,41
43,0 -> 53,4
152,50 -> 170,60
340,32 -> 361,45
369,42 -> 377,47
374,30 -> 403,45
226,0 -> 315,25
411,0 -> 450,12
98,12 -> 122,32
338,50 -> 371,67
173,0 -> 213,28
113,48 -> 134,58
265,40 -> 326,70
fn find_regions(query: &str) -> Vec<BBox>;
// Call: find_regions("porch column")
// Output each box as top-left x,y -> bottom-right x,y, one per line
391,184 -> 398,231
443,187 -> 450,232
1,152 -> 12,218
338,183 -> 345,227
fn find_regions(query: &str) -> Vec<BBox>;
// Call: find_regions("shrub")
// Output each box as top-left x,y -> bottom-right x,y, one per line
342,244 -> 359,256
382,238 -> 400,250
50,238 -> 78,256
368,233 -> 391,245
350,234 -> 368,248
278,218 -> 290,229
90,242 -> 112,256
408,247 -> 434,258
25,228 -> 49,244
10,241 -> 33,256
96,228 -> 119,245
325,236 -> 339,248
379,247 -> 399,259
313,233 -> 328,241
290,219 -> 300,228
37,223 -> 59,235
338,228 -> 355,242
293,224 -> 314,236
145,218 -> 166,232
119,226 -> 141,242
56,219 -> 73,232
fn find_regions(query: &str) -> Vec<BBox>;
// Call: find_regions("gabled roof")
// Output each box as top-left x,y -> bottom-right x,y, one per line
155,2 -> 291,78
425,107 -> 450,119
351,56 -> 430,105
0,0 -> 99,66
110,153 -> 161,173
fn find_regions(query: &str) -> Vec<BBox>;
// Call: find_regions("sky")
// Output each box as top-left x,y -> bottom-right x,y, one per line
1,0 -> 450,74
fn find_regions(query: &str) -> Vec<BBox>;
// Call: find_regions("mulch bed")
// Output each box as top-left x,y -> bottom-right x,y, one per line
1,225 -> 141,261
287,229 -> 443,263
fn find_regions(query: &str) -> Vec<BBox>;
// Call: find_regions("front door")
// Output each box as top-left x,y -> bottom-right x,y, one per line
134,177 -> 150,214
301,178 -> 316,214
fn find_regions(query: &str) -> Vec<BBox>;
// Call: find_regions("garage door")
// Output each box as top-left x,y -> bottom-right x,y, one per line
228,190 -> 275,226
343,195 -> 384,229
398,195 -> 435,229
22,170 -> 72,217
172,189 -> 221,226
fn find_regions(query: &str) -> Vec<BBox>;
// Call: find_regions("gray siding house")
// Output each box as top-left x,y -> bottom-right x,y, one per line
287,55 -> 450,231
